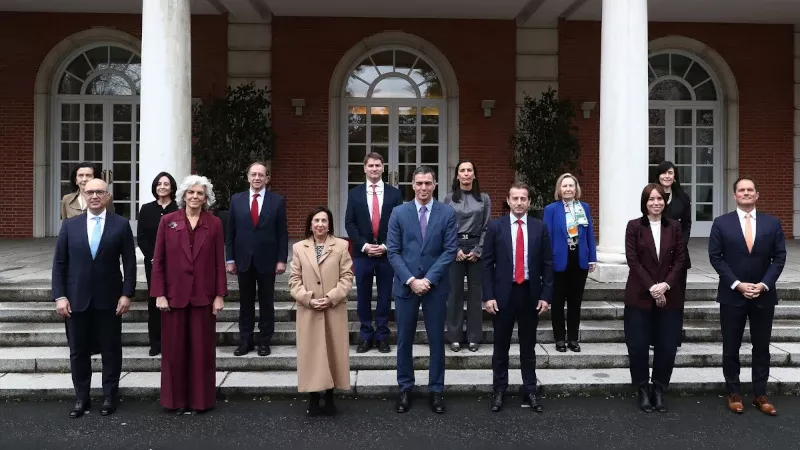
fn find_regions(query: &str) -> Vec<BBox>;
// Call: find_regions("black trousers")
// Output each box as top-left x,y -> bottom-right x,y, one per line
66,308 -> 122,400
237,259 -> 276,346
143,258 -> 161,350
721,301 -> 774,396
624,305 -> 681,387
492,282 -> 539,394
446,257 -> 483,344
551,247 -> 588,342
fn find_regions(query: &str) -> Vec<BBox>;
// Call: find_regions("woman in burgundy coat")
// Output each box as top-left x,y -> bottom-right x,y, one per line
624,183 -> 686,413
151,175 -> 227,414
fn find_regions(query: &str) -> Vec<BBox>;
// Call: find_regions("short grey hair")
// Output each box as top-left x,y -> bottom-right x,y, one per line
175,175 -> 216,210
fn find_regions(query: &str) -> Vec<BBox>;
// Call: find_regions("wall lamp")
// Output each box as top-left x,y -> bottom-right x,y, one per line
581,101 -> 597,119
291,98 -> 305,116
481,100 -> 496,118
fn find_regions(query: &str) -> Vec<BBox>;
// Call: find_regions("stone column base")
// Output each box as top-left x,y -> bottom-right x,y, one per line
587,251 -> 630,283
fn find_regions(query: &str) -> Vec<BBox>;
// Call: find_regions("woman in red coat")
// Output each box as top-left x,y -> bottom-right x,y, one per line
624,183 -> 686,413
150,174 -> 227,414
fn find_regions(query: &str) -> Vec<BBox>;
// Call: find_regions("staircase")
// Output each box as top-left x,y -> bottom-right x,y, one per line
2,282 -> 800,399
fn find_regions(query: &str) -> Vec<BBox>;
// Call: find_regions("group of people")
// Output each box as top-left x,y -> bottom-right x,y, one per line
51,153 -> 786,419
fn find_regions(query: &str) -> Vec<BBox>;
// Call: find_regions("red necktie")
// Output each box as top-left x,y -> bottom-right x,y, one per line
251,193 -> 260,227
515,219 -> 525,284
371,184 -> 380,239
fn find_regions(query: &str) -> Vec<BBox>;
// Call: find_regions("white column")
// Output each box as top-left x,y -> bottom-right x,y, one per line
793,25 -> 800,238
591,0 -> 649,282
139,0 -> 192,212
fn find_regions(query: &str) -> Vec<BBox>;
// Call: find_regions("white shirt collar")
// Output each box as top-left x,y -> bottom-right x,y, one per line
367,179 -> 384,190
250,187 -> 266,197
737,208 -> 756,220
414,199 -> 434,212
87,209 -> 107,220
510,213 -> 528,224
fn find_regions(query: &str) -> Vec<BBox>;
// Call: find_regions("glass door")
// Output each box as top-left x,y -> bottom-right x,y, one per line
108,101 -> 140,232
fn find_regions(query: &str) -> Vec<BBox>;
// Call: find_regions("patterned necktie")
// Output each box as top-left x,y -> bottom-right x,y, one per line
371,184 -> 380,239
419,205 -> 428,240
515,219 -> 525,283
744,213 -> 754,253
90,216 -> 102,259
251,193 -> 260,227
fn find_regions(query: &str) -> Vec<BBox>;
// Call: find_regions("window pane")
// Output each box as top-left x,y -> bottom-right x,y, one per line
113,144 -> 132,162
674,109 -> 692,126
696,147 -> 714,165
694,81 -> 717,101
675,128 -> 692,145
677,166 -> 692,183
399,126 -> 417,144
685,63 -> 711,87
371,125 -> 388,144
370,50 -> 393,75
649,80 -> 691,101
398,106 -> 418,125
352,58 -> 380,84
84,104 -> 103,122
420,77 -> 443,99
370,145 -> 388,161
66,53 -> 92,81
114,202 -> 131,220
697,167 -> 713,183
348,125 -> 366,143
696,204 -> 713,221
110,46 -> 132,65
649,128 -> 665,145
61,143 -> 79,161
648,147 -> 665,165
58,73 -> 82,94
86,73 -> 133,95
85,46 -> 109,69
345,77 -> 368,97
697,110 -> 714,126
348,145 -> 366,163
113,163 -> 131,182
648,109 -> 665,126
399,164 -> 417,182
84,143 -> 103,161
348,164 -> 366,184
671,54 -> 692,77
421,126 -> 439,144
696,185 -> 713,204
394,50 -> 417,75
348,106 -> 366,124
371,77 -> 417,98
399,147 -> 416,164
370,107 -> 389,124
113,124 -> 132,141
649,54 -> 669,77
422,107 -> 440,125
400,184 -> 414,202
675,147 -> 692,164
697,129 -> 713,146
61,123 -> 79,141
61,104 -> 80,121
113,104 -> 132,122
421,146 -> 438,164
84,123 -> 103,141
115,182 -> 131,201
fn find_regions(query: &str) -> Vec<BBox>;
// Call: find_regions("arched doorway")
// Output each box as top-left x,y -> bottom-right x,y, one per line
52,43 -> 141,233
648,50 -> 723,236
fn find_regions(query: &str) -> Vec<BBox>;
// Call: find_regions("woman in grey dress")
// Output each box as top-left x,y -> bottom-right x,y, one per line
444,161 -> 491,352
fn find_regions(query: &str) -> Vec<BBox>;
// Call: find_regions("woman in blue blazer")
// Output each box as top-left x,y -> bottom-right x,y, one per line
543,173 -> 597,353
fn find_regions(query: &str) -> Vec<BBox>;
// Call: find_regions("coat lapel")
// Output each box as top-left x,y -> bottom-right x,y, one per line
559,203 -> 569,240
257,191 -> 270,228
316,235 -> 336,266
301,238 -> 322,281
409,202 -> 424,246
94,212 -> 112,258
191,213 -> 209,261
659,220 -> 670,263
78,213 -> 92,258
379,185 -> 394,226
420,201 -> 439,252
175,210 -> 193,263
641,221 -> 658,264
501,215 -> 513,263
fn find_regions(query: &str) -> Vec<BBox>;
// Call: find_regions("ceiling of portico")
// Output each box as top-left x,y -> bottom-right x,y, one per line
262,0 -> 532,19
0,0 -> 272,20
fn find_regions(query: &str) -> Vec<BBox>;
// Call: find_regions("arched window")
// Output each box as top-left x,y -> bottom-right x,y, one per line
58,45 -> 141,96
345,49 -> 442,99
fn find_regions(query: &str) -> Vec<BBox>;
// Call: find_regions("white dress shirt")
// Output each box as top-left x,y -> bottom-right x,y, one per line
406,199 -> 434,286
87,209 -> 107,243
650,220 -> 661,260
250,187 -> 266,214
510,213 -> 529,281
361,180 -> 387,253
731,208 -> 768,291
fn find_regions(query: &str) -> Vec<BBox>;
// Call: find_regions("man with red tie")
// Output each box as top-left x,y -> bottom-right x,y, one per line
345,153 -> 403,353
226,162 -> 288,357
481,182 -> 553,413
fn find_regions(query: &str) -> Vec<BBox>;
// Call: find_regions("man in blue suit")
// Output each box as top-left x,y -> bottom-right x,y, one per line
709,177 -> 786,416
52,178 -> 136,418
226,162 -> 288,357
387,165 -> 457,414
482,181 -> 553,413
345,152 -> 403,353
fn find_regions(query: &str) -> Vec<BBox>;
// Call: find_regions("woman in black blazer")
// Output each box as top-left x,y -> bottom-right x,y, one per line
652,161 -> 691,346
137,172 -> 179,356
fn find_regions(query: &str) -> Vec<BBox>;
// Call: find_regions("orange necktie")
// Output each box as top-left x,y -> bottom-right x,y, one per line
744,213 -> 753,253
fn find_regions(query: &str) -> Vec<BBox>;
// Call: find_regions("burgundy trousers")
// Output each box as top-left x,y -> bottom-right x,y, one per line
160,304 -> 217,410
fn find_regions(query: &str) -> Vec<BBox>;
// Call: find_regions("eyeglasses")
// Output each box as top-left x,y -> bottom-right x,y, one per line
84,190 -> 108,197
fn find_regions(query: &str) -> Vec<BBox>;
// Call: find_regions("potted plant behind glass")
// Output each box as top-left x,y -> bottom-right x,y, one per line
510,86 -> 581,219
192,82 -> 275,238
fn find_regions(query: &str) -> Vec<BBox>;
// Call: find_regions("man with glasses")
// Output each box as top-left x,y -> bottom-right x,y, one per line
52,178 -> 137,418
226,162 -> 289,357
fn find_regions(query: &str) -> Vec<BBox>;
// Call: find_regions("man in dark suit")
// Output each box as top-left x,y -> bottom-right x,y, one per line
345,152 -> 403,354
52,178 -> 136,418
226,162 -> 288,357
482,181 -> 553,413
387,165 -> 457,414
709,177 -> 786,416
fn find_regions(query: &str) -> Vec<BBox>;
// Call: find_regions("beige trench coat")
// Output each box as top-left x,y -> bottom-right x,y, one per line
289,235 -> 354,392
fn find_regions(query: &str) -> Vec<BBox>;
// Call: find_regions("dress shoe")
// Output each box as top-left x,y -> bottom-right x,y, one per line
307,392 -> 321,417
257,345 -> 271,356
468,343 -> 479,352
450,342 -> 461,352
727,393 -> 744,414
523,393 -> 543,412
233,343 -> 253,356
567,341 -> 581,352
753,395 -> 777,416
651,383 -> 667,413
377,340 -> 391,353
396,390 -> 411,413
429,392 -> 445,414
555,341 -> 567,352
323,389 -> 337,416
638,383 -> 653,412
100,396 -> 117,416
490,391 -> 504,412
356,340 -> 373,353
69,399 -> 91,418
149,345 -> 161,357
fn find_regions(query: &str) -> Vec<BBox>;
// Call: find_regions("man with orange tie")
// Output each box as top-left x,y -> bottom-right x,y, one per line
709,177 -> 785,416
345,153 -> 403,353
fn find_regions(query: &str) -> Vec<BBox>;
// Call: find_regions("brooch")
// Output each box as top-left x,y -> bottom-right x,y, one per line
168,221 -> 177,229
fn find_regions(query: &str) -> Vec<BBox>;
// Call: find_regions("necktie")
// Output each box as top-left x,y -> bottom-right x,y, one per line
515,219 -> 525,284
419,205 -> 428,240
371,184 -> 380,239
744,213 -> 754,253
251,193 -> 260,227
90,216 -> 102,259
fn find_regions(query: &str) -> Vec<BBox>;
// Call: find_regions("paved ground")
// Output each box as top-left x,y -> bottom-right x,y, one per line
0,395 -> 799,449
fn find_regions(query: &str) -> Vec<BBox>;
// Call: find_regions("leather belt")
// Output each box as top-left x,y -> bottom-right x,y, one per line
459,234 -> 479,240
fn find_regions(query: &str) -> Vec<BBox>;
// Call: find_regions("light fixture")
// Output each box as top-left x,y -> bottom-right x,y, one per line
581,101 -> 597,119
291,98 -> 305,116
481,100 -> 495,118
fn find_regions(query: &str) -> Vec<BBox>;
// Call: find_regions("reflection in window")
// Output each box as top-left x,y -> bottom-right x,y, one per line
345,49 -> 443,99
648,52 -> 718,101
57,45 -> 140,96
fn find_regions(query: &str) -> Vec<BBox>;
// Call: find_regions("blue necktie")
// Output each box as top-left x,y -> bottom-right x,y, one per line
90,216 -> 102,259
419,205 -> 428,240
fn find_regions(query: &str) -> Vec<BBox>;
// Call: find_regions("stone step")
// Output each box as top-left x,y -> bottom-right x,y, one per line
2,367 -> 799,399
3,319 -> 800,346
1,342 -> 797,373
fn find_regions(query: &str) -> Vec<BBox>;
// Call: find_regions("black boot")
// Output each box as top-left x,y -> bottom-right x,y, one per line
651,383 -> 667,412
307,392 -> 321,417
323,389 -> 337,416
638,383 -> 653,413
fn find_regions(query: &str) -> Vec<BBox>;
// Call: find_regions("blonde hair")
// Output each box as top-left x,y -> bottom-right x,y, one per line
554,173 -> 582,200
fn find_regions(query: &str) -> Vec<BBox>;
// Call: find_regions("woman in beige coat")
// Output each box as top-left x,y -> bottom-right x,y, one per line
289,206 -> 354,416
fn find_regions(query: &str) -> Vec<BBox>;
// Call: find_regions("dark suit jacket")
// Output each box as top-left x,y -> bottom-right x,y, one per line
481,215 -> 554,309
665,190 -> 692,269
624,217 -> 686,310
344,182 -> 403,258
225,189 -> 288,273
136,200 -> 178,262
150,209 -> 228,308
51,211 -> 137,312
543,200 -> 597,272
708,210 -> 786,307
386,200 -> 458,299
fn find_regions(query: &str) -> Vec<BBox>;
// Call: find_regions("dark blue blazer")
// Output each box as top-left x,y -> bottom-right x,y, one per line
386,200 -> 458,299
51,212 -> 137,312
344,182 -> 403,258
225,190 -> 288,273
708,210 -> 786,307
482,215 -> 554,309
543,201 -> 597,272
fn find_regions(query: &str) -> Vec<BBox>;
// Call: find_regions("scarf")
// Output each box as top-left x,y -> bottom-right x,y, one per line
565,200 -> 589,238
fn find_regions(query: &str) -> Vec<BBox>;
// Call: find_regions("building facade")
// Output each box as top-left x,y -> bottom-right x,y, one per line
0,0 -> 798,275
